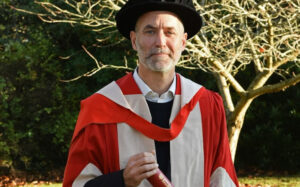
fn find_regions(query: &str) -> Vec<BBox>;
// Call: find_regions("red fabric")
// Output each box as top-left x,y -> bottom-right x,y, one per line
175,73 -> 181,95
116,72 -> 142,95
71,94 -> 131,143
63,123 -> 119,187
63,73 -> 239,187
199,90 -> 239,187
71,87 -> 203,143
72,73 -> 194,142
147,169 -> 173,187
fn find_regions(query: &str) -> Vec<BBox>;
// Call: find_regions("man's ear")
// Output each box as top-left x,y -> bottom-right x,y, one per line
181,32 -> 188,51
130,31 -> 137,51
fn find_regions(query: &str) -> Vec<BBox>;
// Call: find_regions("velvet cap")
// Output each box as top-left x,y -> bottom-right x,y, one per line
115,0 -> 202,39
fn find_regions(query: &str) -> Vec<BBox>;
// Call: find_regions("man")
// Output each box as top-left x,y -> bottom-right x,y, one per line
63,0 -> 239,187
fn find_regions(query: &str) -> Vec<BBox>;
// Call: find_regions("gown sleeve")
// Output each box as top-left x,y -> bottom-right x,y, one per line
63,123 -> 120,187
200,90 -> 239,187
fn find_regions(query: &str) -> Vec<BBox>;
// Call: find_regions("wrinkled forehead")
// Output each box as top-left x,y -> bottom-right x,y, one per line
135,11 -> 184,32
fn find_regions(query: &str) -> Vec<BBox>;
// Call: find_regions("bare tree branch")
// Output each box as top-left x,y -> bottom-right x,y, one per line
209,59 -> 246,95
274,50 -> 300,69
60,45 -> 133,82
248,73 -> 300,98
214,73 -> 235,115
10,5 -> 47,16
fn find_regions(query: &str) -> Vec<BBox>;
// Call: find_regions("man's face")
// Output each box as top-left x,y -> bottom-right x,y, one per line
130,11 -> 187,73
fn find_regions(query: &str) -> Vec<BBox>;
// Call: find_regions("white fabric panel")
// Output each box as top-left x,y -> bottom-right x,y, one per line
169,95 -> 181,123
180,75 -> 202,106
97,81 -> 131,110
170,102 -> 204,187
117,121 -> 155,169
125,94 -> 152,121
72,163 -> 102,187
210,167 -> 236,187
118,94 -> 155,187
117,122 -> 155,187
114,74 -> 204,187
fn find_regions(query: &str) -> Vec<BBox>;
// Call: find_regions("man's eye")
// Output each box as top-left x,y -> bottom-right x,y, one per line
145,30 -> 155,34
167,31 -> 175,35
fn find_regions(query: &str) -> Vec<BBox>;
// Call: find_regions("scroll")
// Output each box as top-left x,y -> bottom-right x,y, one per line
147,169 -> 174,187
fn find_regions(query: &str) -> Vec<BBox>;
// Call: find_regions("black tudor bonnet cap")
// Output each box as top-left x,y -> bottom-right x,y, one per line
115,0 -> 202,39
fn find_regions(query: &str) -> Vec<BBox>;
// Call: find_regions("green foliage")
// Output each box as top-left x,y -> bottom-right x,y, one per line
236,84 -> 300,173
0,2 -> 77,173
0,1 -> 132,174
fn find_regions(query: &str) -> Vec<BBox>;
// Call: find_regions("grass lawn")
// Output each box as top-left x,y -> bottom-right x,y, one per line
10,176 -> 300,186
238,176 -> 300,187
16,184 -> 61,187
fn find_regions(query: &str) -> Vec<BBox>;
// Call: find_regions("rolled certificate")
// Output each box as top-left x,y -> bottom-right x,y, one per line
147,169 -> 174,187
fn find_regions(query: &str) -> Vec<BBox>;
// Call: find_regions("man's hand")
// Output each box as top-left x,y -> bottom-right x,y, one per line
123,151 -> 158,187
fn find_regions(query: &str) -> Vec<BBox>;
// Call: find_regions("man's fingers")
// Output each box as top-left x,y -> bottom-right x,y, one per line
127,162 -> 158,177
136,163 -> 159,174
127,152 -> 156,169
123,151 -> 158,187
138,167 -> 158,180
129,152 -> 155,162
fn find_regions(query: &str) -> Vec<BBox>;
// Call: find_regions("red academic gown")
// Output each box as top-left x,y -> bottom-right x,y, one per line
63,73 -> 239,187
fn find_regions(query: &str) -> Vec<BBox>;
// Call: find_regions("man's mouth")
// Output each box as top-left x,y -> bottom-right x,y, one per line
150,48 -> 170,56
152,53 -> 168,56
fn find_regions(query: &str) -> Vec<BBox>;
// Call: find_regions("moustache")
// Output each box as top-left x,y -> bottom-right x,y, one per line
147,48 -> 170,58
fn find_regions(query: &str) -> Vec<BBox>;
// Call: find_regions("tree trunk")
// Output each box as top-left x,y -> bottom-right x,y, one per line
227,98 -> 254,161
227,118 -> 243,162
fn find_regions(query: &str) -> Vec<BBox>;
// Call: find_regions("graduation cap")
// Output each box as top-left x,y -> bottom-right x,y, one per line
115,0 -> 203,39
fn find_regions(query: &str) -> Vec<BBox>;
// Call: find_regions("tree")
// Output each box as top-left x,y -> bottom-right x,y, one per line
0,1 -> 75,173
12,0 -> 300,161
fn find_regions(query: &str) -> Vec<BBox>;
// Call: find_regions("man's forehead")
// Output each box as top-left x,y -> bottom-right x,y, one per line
135,11 -> 184,30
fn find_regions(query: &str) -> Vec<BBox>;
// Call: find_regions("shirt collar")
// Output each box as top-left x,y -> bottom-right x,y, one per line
133,68 -> 176,103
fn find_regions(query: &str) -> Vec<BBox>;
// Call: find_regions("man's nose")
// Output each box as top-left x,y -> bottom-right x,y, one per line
155,30 -> 166,47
